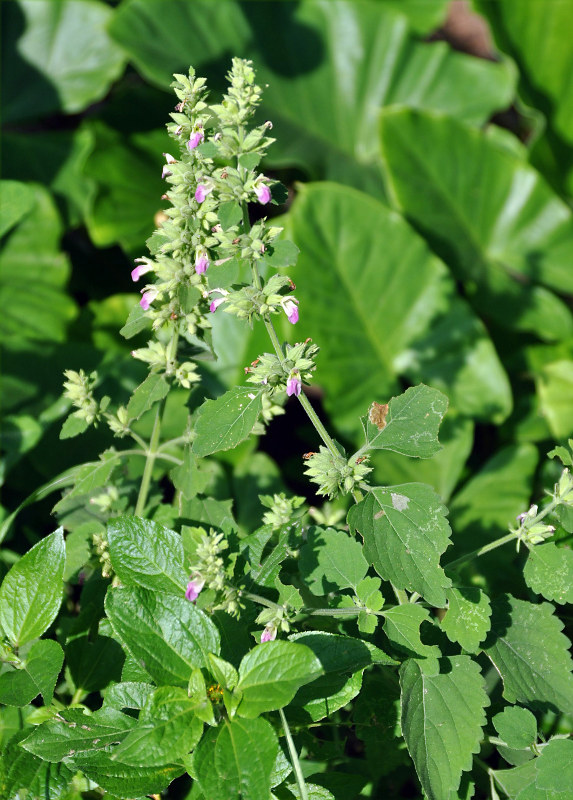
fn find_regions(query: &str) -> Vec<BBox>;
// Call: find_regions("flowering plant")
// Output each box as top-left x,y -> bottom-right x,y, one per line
2,52 -> 573,800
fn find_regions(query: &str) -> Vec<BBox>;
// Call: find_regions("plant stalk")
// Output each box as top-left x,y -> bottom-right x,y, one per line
279,708 -> 308,800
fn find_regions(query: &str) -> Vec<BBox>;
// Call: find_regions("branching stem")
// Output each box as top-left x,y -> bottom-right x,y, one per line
279,708 -> 309,800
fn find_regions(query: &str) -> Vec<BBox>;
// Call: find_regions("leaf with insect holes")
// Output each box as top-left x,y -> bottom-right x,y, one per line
361,385 -> 448,458
348,484 -> 452,607
192,387 -> 262,456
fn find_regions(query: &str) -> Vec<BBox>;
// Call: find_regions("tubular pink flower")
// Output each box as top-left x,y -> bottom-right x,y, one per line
261,625 -> 277,643
195,251 -> 209,274
255,182 -> 271,205
131,260 -> 153,282
187,130 -> 204,151
195,184 -> 213,203
140,288 -> 159,310
161,165 -> 172,179
209,297 -> 226,313
282,298 -> 299,324
185,577 -> 205,602
286,373 -> 302,397
163,152 -> 177,164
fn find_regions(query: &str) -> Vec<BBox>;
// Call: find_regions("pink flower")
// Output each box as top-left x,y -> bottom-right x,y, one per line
261,625 -> 277,643
210,297 -> 226,313
163,152 -> 177,164
255,182 -> 271,205
140,288 -> 158,310
187,131 -> 204,151
131,258 -> 153,282
161,166 -> 172,179
185,578 -> 205,602
282,298 -> 299,324
286,372 -> 301,397
195,251 -> 209,274
195,184 -> 213,203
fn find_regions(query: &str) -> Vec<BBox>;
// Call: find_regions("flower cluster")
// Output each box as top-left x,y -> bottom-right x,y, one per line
245,339 -> 319,396
515,504 -> 556,546
62,370 -> 107,427
304,446 -> 372,499
184,528 -> 240,615
260,492 -> 306,529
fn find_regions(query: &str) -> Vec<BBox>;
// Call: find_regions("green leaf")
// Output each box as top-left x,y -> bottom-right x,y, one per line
0,639 -> 63,706
192,386 -> 263,457
285,183 -> 511,433
105,586 -> 220,686
288,631 -> 394,723
218,200 -> 243,231
361,384 -> 448,458
194,717 -> 278,800
4,730 -> 74,800
492,761 -> 538,800
441,587 -> 492,653
299,526 -> 368,595
21,707 -> 135,763
524,543 -> 573,605
103,681 -> 155,711
2,0 -> 125,122
0,185 -> 77,342
348,484 -> 452,607
236,640 -> 323,718
492,706 -> 537,750
61,451 -> 119,500
400,655 -> 489,800
107,516 -> 188,594
120,302 -> 151,339
0,528 -> 65,646
380,107 -> 573,339
535,738 -> 573,793
66,634 -> 124,694
0,180 -> 35,238
110,0 -> 515,191
111,686 -> 203,766
383,604 -> 440,671
126,373 -> 169,421
536,360 -> 573,439
68,749 -> 183,799
483,595 -> 573,714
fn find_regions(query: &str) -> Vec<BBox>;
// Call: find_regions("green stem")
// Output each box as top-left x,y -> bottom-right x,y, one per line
392,586 -> 409,605
70,687 -> 84,705
128,430 -> 148,451
279,708 -> 308,800
134,398 -> 166,517
242,590 -> 282,611
444,531 -> 518,572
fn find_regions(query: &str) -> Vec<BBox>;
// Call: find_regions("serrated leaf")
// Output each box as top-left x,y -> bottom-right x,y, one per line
236,640 -> 323,718
299,526 -> 368,595
441,587 -> 492,653
383,604 -> 440,671
105,586 -> 220,686
524,543 -> 573,605
192,387 -> 262,457
0,639 -> 63,706
361,384 -> 448,458
107,516 -> 188,594
535,738 -> 573,793
103,681 -> 154,711
0,528 -> 65,646
400,655 -> 489,800
194,717 -> 278,800
348,484 -> 452,607
288,631 -> 393,722
493,707 -> 537,750
483,595 -> 573,714
63,452 -> 119,500
21,707 -> 135,763
120,302 -> 150,339
4,730 -> 74,800
126,373 -> 169,421
111,686 -> 203,767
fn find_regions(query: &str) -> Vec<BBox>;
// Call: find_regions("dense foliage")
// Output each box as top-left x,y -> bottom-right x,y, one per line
2,2 -> 573,799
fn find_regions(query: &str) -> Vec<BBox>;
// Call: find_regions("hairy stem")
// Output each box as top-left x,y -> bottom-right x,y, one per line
279,708 -> 308,800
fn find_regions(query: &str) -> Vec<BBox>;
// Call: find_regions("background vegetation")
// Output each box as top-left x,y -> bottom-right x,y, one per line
2,1 -> 573,797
